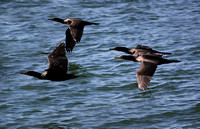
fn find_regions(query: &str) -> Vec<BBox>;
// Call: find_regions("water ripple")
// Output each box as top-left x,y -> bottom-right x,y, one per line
0,0 -> 200,128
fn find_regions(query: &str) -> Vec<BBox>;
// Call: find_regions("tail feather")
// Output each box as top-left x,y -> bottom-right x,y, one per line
159,58 -> 181,65
84,21 -> 99,25
169,59 -> 181,63
162,52 -> 172,54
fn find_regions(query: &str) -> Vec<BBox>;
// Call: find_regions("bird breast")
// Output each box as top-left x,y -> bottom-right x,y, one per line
136,56 -> 143,62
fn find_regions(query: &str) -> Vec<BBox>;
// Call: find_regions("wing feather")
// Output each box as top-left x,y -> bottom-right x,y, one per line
47,42 -> 68,73
136,62 -> 157,91
69,21 -> 84,43
65,28 -> 76,52
136,44 -> 153,50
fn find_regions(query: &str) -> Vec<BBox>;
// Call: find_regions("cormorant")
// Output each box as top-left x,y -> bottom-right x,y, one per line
111,45 -> 180,91
48,18 -> 99,52
110,44 -> 172,57
21,41 -> 77,81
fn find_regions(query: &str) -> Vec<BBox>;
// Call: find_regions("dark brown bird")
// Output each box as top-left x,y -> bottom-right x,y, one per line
21,41 -> 77,81
112,46 -> 180,91
48,18 -> 99,52
110,44 -> 172,57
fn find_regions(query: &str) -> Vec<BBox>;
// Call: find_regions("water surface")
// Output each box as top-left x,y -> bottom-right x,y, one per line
0,0 -> 200,128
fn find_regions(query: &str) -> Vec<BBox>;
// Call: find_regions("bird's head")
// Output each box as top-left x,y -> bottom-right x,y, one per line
20,71 -> 33,75
114,55 -> 137,61
110,47 -> 134,54
48,18 -> 57,21
109,47 -> 128,51
20,71 -> 42,78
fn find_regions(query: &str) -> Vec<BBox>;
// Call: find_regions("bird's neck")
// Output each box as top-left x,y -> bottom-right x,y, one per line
26,71 -> 43,79
120,47 -> 133,54
123,56 -> 137,62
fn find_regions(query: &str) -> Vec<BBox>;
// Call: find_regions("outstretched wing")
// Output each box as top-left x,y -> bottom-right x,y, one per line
69,21 -> 84,43
66,19 -> 99,52
65,20 -> 84,52
47,42 -> 68,73
136,62 -> 157,91
65,28 -> 77,52
135,44 -> 152,50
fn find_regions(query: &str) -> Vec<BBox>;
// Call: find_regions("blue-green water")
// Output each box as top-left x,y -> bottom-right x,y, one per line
0,0 -> 200,128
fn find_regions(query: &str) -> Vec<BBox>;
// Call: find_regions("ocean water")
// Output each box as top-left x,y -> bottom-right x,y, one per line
0,0 -> 200,128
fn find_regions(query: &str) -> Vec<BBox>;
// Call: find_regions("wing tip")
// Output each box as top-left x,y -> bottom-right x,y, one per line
138,85 -> 147,91
66,48 -> 73,53
58,41 -> 65,48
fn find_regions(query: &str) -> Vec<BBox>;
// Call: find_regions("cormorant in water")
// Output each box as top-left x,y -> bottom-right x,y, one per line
110,44 -> 172,57
111,45 -> 180,91
21,42 -> 77,81
48,18 -> 99,52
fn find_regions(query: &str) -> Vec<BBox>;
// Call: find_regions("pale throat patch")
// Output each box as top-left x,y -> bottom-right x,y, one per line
41,71 -> 48,77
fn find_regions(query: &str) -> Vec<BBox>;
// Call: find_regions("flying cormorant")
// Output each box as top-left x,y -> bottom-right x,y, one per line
110,44 -> 172,57
111,45 -> 180,91
21,42 -> 77,81
48,18 -> 99,52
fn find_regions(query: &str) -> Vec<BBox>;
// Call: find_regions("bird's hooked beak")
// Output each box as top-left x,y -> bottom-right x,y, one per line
48,18 -> 55,21
20,71 -> 28,75
114,56 -> 123,59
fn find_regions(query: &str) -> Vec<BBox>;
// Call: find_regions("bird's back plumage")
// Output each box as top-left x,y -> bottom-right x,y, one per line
47,42 -> 68,73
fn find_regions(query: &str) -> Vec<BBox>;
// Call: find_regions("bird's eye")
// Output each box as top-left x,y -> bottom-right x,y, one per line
67,20 -> 72,24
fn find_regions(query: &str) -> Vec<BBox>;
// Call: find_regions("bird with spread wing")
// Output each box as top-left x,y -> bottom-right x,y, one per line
110,44 -> 172,57
48,18 -> 99,52
21,41 -> 77,81
110,45 -> 180,91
